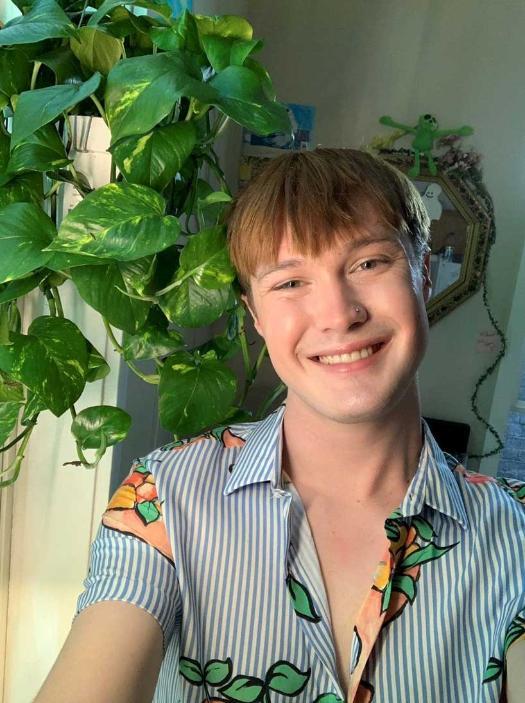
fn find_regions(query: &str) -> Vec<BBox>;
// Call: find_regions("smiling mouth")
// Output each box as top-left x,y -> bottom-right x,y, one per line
313,342 -> 386,365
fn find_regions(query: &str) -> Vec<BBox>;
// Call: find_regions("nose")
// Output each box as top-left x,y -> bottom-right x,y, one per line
312,280 -> 367,332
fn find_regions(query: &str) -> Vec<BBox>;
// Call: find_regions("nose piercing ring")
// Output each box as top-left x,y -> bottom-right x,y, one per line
354,306 -> 361,313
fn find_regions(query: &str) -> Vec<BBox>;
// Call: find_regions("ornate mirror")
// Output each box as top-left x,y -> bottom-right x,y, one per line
379,149 -> 495,326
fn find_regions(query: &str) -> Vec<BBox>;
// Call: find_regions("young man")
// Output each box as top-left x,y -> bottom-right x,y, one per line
36,149 -> 524,702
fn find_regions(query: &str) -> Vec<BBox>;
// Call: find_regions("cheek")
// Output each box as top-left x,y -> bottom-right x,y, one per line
259,303 -> 306,350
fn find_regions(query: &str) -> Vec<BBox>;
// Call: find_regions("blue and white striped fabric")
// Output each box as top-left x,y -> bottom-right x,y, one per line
77,405 -> 525,702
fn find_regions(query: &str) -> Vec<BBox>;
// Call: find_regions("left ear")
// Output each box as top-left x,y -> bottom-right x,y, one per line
422,251 -> 433,303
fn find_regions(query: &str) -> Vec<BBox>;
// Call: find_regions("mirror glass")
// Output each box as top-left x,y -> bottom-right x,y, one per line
413,178 -> 467,298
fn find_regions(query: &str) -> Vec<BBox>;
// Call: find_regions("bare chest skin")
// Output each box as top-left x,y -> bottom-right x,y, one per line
295,491 -> 393,699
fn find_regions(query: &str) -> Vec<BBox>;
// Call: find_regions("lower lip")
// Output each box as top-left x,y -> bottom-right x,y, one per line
312,342 -> 388,373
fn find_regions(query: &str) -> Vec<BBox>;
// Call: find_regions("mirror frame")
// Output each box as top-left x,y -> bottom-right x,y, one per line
380,149 -> 495,326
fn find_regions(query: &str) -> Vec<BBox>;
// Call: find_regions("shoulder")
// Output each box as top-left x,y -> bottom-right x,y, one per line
452,463 -> 525,527
136,417 -> 267,490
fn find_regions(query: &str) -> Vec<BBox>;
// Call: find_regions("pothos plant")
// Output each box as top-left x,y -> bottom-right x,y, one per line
0,0 -> 291,486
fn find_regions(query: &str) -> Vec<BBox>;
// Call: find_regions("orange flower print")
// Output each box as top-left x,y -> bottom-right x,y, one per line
159,427 -> 245,452
219,428 -> 246,448
454,464 -> 495,485
381,515 -> 457,626
102,462 -> 174,563
162,434 -> 209,452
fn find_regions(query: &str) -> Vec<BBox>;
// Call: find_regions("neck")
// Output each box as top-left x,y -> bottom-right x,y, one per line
282,387 -> 424,505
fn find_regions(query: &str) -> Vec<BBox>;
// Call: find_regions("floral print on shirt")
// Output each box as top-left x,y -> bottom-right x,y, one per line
102,459 -> 174,563
102,428 -> 245,563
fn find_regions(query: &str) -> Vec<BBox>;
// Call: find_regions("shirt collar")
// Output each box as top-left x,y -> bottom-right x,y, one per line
224,408 -> 470,530
223,405 -> 285,496
398,418 -> 470,530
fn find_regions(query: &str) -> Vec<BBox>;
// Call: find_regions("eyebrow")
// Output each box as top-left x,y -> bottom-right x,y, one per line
256,236 -> 400,280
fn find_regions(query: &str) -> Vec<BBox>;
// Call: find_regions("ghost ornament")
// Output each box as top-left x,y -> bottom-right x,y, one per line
421,182 -> 443,221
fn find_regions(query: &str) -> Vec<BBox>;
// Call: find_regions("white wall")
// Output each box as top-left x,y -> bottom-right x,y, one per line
245,0 -> 525,470
1,290 -> 119,703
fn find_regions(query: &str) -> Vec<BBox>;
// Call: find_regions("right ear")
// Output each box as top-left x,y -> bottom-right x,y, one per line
241,293 -> 263,337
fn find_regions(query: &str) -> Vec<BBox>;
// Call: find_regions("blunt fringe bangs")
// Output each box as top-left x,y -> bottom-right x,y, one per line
226,148 -> 431,290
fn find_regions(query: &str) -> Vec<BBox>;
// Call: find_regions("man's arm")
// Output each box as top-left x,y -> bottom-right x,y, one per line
506,637 -> 525,703
34,601 -> 164,703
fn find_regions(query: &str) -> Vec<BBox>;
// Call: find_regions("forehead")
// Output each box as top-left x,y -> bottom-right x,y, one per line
252,223 -> 409,284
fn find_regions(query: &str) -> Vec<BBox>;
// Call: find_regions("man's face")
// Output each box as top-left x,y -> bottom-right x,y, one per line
245,215 -> 432,427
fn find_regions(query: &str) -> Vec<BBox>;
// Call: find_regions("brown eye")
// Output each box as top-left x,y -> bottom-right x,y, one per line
359,259 -> 385,271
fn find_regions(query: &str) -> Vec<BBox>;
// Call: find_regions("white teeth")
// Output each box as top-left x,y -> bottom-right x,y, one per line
318,346 -> 375,365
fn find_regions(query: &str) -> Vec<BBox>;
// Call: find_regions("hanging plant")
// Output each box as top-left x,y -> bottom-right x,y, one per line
0,2 -> 291,485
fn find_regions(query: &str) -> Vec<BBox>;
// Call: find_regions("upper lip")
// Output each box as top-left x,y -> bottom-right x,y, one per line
310,338 -> 389,358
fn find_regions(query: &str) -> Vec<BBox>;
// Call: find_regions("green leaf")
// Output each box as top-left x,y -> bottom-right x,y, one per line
192,333 -> 240,362
159,350 -> 237,437
11,73 -> 102,148
0,316 -> 88,416
196,187 -> 232,227
313,695 -> 344,703
197,190 -> 232,208
410,516 -> 434,542
210,65 -> 290,137
159,278 -> 231,327
0,273 -> 45,304
0,172 -> 44,209
150,26 -> 184,52
170,9 -> 201,53
70,27 -> 123,75
286,574 -> 321,622
87,0 -> 172,27
231,39 -> 262,67
391,573 -> 416,603
194,14 -> 253,41
482,657 -> 503,683
122,324 -> 184,361
0,203 -> 55,284
21,390 -> 48,425
37,45 -> 84,84
71,262 -> 150,334
0,48 -> 32,99
244,58 -> 276,101
179,656 -> 203,685
0,130 -> 11,172
48,166 -> 92,192
0,373 -> 24,403
45,252 -> 106,271
0,0 -> 76,46
179,226 -> 235,289
201,35 -> 261,73
46,182 -> 180,261
136,499 -> 160,524
6,124 -> 70,176
110,121 -> 197,191
266,661 -> 310,696
204,658 -> 232,686
218,676 -> 263,703
71,404 -> 131,449
105,51 -> 218,144
86,342 -> 110,382
119,256 -> 155,297
0,399 -> 23,447
400,542 -> 456,570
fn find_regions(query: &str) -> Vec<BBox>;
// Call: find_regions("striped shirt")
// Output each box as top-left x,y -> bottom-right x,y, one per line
77,405 -> 525,702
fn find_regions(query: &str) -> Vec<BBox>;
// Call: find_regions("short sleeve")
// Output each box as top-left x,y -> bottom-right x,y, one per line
76,458 -> 180,647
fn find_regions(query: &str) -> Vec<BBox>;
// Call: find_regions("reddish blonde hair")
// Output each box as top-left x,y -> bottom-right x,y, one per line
226,148 -> 430,290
